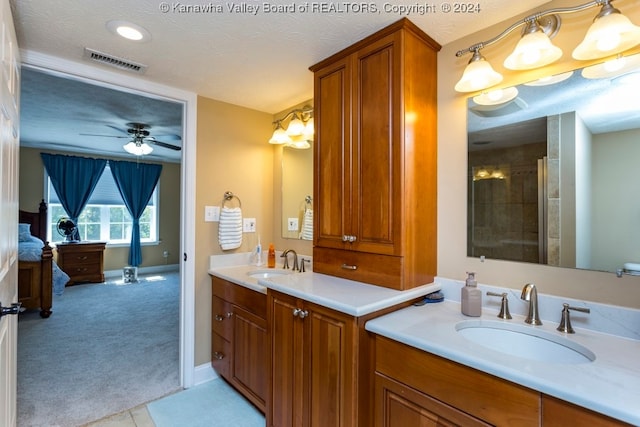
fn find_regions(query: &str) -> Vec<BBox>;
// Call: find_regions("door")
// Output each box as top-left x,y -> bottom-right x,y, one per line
0,0 -> 21,424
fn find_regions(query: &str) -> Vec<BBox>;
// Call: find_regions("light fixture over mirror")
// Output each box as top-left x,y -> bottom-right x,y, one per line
455,0 -> 640,93
269,105 -> 314,149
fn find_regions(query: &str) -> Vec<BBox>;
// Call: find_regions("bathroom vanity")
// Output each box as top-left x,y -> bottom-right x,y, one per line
209,262 -> 438,427
210,262 -> 639,426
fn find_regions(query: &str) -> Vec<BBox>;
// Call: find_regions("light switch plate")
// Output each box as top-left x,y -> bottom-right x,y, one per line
205,206 -> 220,222
288,218 -> 299,231
243,218 -> 256,232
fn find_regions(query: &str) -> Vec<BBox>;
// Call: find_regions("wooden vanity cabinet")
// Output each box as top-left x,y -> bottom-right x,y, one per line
267,289 -> 412,427
211,277 -> 267,412
309,18 -> 440,291
267,290 -> 357,427
541,396 -> 632,426
374,335 -> 630,426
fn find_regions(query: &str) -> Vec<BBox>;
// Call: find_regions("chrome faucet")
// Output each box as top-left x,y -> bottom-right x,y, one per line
521,283 -> 542,325
281,249 -> 299,271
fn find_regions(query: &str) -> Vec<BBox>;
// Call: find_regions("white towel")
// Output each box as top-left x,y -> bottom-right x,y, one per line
219,207 -> 242,250
300,209 -> 313,241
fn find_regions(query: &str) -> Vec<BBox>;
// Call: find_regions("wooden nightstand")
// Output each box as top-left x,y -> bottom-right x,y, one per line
56,241 -> 106,284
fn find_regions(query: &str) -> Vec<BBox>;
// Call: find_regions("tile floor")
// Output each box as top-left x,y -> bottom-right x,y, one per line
83,404 -> 156,427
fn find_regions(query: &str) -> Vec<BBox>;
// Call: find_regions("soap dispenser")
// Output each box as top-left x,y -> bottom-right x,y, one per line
461,272 -> 482,317
267,244 -> 276,268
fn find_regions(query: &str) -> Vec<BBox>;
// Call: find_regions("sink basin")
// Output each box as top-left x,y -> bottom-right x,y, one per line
456,320 -> 595,364
246,269 -> 293,279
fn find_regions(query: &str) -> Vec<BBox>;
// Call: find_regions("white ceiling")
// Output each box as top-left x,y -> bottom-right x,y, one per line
11,0 -> 553,112
11,0 -> 554,161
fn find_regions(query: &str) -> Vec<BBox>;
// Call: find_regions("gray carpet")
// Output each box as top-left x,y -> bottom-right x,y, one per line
17,272 -> 181,427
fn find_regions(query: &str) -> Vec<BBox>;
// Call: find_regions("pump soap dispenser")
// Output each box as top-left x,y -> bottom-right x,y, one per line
461,272 -> 482,317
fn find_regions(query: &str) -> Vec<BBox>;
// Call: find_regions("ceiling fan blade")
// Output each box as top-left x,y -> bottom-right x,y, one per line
152,133 -> 182,141
79,133 -> 129,138
106,125 -> 130,135
147,138 -> 181,150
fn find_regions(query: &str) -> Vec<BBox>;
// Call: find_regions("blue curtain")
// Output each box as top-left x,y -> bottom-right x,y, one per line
110,160 -> 162,266
41,153 -> 107,241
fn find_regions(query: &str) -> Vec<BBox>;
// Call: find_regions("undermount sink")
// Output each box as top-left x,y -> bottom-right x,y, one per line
246,269 -> 293,279
456,320 -> 595,364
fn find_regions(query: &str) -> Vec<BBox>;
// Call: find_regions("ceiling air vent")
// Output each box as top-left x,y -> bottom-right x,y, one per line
83,48 -> 147,74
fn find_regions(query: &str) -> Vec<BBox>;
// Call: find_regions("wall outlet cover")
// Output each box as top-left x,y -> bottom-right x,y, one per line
288,218 -> 299,231
243,218 -> 256,232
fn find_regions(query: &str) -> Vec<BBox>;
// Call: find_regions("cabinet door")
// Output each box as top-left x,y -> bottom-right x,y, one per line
314,56 -> 351,250
307,303 -> 356,427
375,373 -> 491,427
232,305 -> 267,410
270,294 -> 303,427
351,33 -> 402,256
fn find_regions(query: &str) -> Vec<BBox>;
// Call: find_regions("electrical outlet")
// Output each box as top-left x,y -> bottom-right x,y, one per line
205,206 -> 220,222
163,250 -> 169,258
243,218 -> 256,232
288,218 -> 299,231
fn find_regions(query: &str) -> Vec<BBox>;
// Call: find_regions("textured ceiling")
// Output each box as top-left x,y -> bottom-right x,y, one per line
11,0 -> 555,161
10,0 -> 551,113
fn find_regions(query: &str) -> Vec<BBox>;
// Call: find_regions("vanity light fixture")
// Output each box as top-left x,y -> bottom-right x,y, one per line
503,17 -> 563,70
269,105 -> 314,149
455,0 -> 640,93
581,52 -> 640,78
524,70 -> 574,86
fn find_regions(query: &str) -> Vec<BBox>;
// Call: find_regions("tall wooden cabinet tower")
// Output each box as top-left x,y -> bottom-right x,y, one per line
310,18 -> 440,291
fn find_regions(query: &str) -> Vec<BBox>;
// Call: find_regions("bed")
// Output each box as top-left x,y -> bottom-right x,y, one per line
18,200 -> 70,318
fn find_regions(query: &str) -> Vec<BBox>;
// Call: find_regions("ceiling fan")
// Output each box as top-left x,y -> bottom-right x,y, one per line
81,122 -> 182,155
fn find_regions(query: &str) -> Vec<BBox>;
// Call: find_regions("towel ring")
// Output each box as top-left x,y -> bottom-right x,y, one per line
222,191 -> 242,208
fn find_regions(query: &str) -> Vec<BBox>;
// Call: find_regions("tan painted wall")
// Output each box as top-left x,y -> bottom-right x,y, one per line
194,96 -> 275,364
18,147 -> 181,270
438,0 -> 640,307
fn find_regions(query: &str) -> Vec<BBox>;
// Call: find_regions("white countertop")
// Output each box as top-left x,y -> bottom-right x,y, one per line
208,264 -> 440,317
365,300 -> 640,425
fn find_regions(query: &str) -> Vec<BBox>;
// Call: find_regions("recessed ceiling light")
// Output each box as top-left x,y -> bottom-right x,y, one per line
106,20 -> 151,42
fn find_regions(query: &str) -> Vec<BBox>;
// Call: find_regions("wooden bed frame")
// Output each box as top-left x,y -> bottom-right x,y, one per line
18,200 -> 53,318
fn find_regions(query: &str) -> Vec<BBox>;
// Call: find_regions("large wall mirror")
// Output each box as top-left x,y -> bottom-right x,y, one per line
281,145 -> 313,239
467,53 -> 640,274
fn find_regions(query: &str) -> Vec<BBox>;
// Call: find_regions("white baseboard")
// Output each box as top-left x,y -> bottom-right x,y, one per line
104,264 -> 180,279
192,363 -> 218,387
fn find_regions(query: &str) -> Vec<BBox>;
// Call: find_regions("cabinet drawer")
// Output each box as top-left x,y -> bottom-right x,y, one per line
212,277 -> 266,318
211,332 -> 231,378
212,296 -> 233,340
375,373 -> 491,427
62,251 -> 102,265
375,336 -> 539,426
313,247 -> 403,290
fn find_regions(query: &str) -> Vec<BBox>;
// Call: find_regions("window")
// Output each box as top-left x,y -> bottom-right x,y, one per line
46,165 -> 158,245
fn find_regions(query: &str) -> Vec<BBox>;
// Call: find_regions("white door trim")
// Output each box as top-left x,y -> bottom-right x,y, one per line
18,49 -> 197,388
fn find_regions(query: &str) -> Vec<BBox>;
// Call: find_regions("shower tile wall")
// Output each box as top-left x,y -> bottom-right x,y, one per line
469,141 -> 547,263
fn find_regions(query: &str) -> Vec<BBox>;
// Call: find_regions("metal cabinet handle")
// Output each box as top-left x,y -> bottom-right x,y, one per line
292,308 -> 309,319
342,235 -> 357,242
215,312 -> 233,321
341,264 -> 357,270
212,351 -> 225,360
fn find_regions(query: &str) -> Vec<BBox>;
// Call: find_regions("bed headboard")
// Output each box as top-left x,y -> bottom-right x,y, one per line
19,199 -> 48,242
